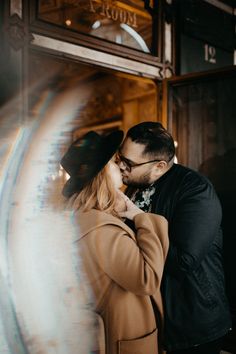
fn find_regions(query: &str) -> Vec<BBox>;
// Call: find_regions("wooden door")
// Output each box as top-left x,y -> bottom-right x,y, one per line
162,66 -> 236,353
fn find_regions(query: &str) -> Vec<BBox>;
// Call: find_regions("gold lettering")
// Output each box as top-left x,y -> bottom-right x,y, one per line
99,3 -> 105,16
88,1 -> 138,28
89,0 -> 95,13
127,12 -> 134,27
126,12 -> 138,28
100,2 -> 111,18
132,13 -> 138,28
105,4 -> 111,19
111,7 -> 119,21
119,9 -> 127,23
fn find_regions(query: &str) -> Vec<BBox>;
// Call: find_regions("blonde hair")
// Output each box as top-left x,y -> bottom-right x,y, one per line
67,163 -> 118,216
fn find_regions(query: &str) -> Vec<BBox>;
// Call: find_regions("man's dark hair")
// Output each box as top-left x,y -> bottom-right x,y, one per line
127,122 -> 175,162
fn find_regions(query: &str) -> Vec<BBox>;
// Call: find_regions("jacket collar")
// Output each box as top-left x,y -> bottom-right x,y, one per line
154,163 -> 178,187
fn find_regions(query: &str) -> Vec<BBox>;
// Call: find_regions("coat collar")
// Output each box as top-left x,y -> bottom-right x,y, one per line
72,209 -> 136,242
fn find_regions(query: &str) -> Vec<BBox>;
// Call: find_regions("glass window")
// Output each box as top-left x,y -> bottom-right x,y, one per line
37,0 -> 156,54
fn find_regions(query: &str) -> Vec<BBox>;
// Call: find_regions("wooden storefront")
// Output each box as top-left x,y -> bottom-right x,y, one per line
0,0 -> 236,352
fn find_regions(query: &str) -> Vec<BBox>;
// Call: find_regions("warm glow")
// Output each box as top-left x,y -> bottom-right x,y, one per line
65,19 -> 72,26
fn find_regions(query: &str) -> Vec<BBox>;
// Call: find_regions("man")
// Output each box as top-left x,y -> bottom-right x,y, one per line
117,121 -> 231,354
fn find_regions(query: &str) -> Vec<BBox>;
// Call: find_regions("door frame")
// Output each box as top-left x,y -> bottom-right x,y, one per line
162,65 -> 236,129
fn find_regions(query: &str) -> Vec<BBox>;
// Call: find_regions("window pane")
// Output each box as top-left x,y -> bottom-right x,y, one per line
38,0 -> 155,53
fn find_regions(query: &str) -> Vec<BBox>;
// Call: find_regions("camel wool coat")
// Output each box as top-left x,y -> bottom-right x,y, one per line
74,209 -> 169,354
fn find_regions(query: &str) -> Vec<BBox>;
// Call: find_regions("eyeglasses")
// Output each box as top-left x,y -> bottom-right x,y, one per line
116,152 -> 163,172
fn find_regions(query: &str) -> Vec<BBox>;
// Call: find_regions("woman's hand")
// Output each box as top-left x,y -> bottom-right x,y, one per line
115,190 -> 144,220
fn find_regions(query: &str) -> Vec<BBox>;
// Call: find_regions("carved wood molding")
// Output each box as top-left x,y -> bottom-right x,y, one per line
159,64 -> 174,79
4,13 -> 34,51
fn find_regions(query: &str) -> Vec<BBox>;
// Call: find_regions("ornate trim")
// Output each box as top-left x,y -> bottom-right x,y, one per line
4,14 -> 34,51
159,64 -> 174,79
31,33 -> 163,78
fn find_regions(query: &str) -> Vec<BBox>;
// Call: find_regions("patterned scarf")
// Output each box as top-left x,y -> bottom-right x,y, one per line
131,184 -> 156,212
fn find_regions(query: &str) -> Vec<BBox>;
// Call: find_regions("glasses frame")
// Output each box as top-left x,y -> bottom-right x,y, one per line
116,152 -> 163,172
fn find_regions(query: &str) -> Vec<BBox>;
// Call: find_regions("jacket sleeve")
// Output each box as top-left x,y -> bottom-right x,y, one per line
164,177 -> 222,280
85,213 -> 169,296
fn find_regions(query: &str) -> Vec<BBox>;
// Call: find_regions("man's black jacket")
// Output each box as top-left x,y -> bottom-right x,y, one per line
141,164 -> 231,350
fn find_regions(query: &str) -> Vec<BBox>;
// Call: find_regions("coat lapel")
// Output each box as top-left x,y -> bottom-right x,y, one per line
72,209 -> 136,242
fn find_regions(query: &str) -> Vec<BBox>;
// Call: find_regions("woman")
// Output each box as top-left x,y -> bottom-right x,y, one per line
61,130 -> 169,354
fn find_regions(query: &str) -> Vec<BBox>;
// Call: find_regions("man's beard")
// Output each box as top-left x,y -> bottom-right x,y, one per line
122,171 -> 152,188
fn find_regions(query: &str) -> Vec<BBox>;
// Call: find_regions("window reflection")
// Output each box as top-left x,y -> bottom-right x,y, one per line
38,0 -> 154,53
0,51 -> 158,353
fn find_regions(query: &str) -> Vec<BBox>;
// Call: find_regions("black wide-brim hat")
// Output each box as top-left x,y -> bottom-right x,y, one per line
61,130 -> 124,198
